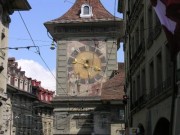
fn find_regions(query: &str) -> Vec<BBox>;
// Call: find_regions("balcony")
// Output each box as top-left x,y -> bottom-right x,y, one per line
130,78 -> 173,113
147,77 -> 173,107
131,94 -> 147,113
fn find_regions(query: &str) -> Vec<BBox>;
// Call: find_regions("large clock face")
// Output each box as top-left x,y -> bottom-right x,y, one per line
68,45 -> 106,84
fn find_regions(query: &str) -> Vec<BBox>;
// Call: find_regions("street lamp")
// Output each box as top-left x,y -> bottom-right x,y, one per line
50,41 -> 56,50
47,31 -> 57,50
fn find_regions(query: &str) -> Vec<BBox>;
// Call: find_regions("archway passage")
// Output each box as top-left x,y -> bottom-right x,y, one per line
153,118 -> 170,135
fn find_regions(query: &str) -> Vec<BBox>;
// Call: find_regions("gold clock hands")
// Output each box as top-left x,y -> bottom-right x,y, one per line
93,66 -> 101,71
72,59 -> 91,69
88,64 -> 101,71
88,69 -> 91,77
72,58 -> 78,64
72,59 -> 84,65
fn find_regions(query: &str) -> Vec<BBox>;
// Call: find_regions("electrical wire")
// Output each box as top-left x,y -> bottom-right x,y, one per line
18,12 -> 40,54
17,11 -> 69,97
14,1 -> 124,126
64,0 -> 74,4
9,36 -> 51,43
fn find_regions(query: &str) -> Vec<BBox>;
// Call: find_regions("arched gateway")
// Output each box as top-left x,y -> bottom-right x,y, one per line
153,118 -> 170,135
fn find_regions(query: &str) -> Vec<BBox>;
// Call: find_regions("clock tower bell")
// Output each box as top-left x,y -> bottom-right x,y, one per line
44,0 -> 124,134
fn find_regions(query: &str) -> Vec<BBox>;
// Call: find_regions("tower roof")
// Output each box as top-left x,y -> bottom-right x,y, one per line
44,0 -> 124,40
45,0 -> 119,24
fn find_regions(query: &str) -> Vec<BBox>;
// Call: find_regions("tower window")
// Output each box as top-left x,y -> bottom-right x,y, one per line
84,6 -> 89,14
80,4 -> 93,18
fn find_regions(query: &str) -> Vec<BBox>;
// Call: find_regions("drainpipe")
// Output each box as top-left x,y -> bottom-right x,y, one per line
169,51 -> 178,135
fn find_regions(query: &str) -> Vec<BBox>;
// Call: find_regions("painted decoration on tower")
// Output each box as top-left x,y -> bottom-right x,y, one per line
67,38 -> 107,96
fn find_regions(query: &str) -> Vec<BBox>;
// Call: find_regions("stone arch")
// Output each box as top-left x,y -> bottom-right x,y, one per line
153,117 -> 170,135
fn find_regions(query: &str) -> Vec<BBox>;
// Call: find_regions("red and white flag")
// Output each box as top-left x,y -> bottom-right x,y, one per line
151,0 -> 180,55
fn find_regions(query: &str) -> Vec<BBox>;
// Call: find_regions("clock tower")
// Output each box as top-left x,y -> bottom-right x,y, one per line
44,0 -> 124,134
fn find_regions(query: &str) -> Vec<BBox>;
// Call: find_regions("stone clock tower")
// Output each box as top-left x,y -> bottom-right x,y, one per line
44,0 -> 124,134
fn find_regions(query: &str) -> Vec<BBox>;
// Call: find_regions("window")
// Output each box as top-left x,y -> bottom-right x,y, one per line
149,61 -> 154,90
140,17 -> 144,42
147,6 -> 153,47
132,80 -> 136,103
148,7 -> 153,35
8,75 -> 11,84
80,4 -> 93,18
41,94 -> 44,100
156,52 -> 162,85
141,68 -> 146,95
45,95 -> 48,101
177,52 -> 180,70
137,74 -> 140,98
131,36 -> 135,58
84,6 -> 89,14
135,27 -> 139,47
130,0 -> 135,12
119,109 -> 125,121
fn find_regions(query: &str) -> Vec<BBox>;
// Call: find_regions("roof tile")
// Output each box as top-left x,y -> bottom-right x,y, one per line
101,63 -> 125,100
47,0 -> 117,24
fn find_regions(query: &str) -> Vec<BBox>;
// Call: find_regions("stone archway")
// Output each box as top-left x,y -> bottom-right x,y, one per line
153,118 -> 170,135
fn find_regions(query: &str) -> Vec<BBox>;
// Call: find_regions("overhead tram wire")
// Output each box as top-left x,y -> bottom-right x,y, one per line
18,10 -> 87,110
98,0 -> 119,88
9,23 -> 162,43
16,1 -> 119,112
17,11 -> 69,97
18,12 -> 40,54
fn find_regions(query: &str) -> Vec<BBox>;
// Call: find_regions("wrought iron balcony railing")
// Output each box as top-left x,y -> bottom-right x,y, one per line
148,77 -> 172,101
131,94 -> 147,112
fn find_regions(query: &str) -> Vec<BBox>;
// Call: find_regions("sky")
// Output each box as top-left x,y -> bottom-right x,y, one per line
8,0 -> 124,91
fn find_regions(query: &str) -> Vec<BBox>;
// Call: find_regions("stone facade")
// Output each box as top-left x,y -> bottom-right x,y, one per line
52,63 -> 125,135
32,80 -> 54,135
118,0 -> 180,134
6,58 -> 54,135
0,1 -> 31,134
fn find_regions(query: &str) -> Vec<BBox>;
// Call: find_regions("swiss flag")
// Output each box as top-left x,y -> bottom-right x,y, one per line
151,0 -> 180,56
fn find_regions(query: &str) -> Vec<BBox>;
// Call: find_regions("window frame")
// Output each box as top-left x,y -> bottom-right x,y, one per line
80,4 -> 93,18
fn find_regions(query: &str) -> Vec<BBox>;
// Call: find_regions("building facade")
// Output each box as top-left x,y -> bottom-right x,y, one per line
101,63 -> 125,135
32,80 -> 54,135
7,58 -> 54,135
51,63 -> 125,135
0,1 -> 31,134
44,0 -> 125,134
118,0 -> 180,134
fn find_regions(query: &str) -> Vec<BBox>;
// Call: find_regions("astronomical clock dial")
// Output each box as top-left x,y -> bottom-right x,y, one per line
68,46 -> 106,84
